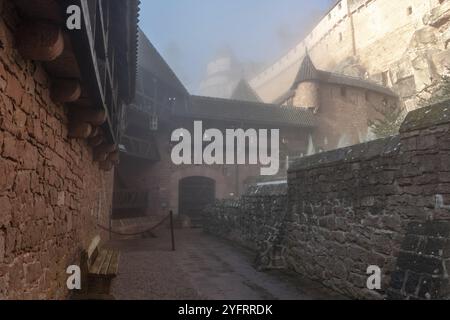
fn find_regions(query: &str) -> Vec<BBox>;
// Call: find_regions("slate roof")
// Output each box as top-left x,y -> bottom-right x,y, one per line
105,0 -> 141,103
319,71 -> 398,97
231,79 -> 262,102
291,54 -> 320,88
290,54 -> 398,97
174,95 -> 316,128
137,29 -> 189,96
273,89 -> 295,105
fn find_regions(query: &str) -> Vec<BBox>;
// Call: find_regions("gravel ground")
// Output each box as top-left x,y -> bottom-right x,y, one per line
108,228 -> 344,300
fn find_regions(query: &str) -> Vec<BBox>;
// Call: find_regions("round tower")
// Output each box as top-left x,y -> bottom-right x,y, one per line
198,47 -> 242,98
291,54 -> 320,109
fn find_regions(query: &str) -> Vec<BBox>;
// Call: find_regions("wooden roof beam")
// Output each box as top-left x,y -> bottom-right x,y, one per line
14,0 -> 63,24
51,79 -> 82,103
16,21 -> 64,61
68,122 -> 92,139
93,143 -> 117,163
70,108 -> 107,127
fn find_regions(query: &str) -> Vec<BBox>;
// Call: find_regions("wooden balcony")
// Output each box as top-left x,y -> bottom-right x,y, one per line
123,104 -> 158,132
113,190 -> 149,210
120,134 -> 159,161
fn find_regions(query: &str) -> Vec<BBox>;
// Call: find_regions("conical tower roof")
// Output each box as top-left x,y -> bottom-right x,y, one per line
291,53 -> 320,89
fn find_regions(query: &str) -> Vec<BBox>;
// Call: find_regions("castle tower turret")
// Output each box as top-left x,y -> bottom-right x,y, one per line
291,54 -> 320,109
198,47 -> 242,98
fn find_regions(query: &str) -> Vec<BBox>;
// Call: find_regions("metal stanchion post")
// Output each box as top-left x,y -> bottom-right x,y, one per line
109,209 -> 112,240
170,211 -> 175,251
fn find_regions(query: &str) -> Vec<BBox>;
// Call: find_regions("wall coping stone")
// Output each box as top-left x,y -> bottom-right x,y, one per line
289,100 -> 450,173
289,135 -> 401,172
245,183 -> 288,196
400,100 -> 450,133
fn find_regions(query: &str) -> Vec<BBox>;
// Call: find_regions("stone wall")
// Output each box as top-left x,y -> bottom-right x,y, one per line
204,183 -> 288,269
205,101 -> 450,299
0,2 -> 113,299
287,101 -> 450,299
124,120 -> 309,218
286,136 -> 402,299
311,82 -> 398,151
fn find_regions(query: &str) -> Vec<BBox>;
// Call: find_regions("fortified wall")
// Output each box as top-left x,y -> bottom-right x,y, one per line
250,0 -> 450,111
204,183 -> 287,253
0,2 -> 113,299
205,100 -> 450,300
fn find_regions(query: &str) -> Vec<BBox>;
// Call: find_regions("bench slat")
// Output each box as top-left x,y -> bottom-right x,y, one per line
99,250 -> 114,275
89,250 -> 108,275
107,251 -> 120,276
89,249 -> 120,277
88,236 -> 101,259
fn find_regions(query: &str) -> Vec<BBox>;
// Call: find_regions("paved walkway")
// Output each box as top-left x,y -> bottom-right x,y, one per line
108,228 -> 344,300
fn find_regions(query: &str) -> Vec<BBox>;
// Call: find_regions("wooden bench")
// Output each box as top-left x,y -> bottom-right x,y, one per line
75,236 -> 120,299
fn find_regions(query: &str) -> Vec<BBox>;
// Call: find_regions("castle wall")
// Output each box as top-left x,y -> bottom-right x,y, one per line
204,101 -> 450,300
250,0 -> 450,109
0,2 -> 112,299
320,83 -> 399,149
203,183 -> 288,255
291,80 -> 398,151
293,82 -> 320,108
284,102 -> 450,299
117,120 -> 311,218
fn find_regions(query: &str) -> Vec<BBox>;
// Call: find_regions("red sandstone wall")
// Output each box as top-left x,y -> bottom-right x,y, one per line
314,83 -> 398,151
0,2 -> 113,299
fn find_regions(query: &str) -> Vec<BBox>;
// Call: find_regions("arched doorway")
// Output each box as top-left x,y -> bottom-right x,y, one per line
179,176 -> 216,224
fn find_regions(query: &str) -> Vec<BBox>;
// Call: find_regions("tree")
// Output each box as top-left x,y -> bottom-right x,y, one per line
369,68 -> 450,139
368,100 -> 406,139
419,67 -> 450,106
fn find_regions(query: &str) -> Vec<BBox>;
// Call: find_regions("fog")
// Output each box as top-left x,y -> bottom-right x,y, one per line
139,0 -> 336,95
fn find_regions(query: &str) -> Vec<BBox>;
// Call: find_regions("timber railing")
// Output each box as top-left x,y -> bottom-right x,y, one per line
120,134 -> 159,161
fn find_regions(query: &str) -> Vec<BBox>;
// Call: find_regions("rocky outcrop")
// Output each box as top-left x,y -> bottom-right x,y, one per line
323,2 -> 450,112
382,3 -> 450,111
423,1 -> 450,29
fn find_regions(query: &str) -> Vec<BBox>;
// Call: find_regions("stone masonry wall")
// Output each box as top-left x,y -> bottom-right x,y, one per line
0,2 -> 113,299
286,136 -> 402,299
205,101 -> 450,299
204,183 -> 288,269
285,101 -> 450,299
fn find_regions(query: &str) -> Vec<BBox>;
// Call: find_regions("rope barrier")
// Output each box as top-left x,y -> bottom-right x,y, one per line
97,214 -> 171,236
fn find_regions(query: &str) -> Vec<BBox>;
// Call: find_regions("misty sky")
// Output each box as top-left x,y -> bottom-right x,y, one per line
139,0 -> 335,93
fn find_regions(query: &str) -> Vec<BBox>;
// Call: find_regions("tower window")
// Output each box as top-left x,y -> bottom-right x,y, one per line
339,33 -> 343,42
340,87 -> 347,97
407,7 -> 413,15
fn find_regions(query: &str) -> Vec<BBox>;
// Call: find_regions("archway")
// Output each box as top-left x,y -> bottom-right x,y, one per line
178,176 -> 216,224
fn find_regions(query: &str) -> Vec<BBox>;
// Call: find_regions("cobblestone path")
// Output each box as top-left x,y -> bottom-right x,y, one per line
109,228 -> 344,300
